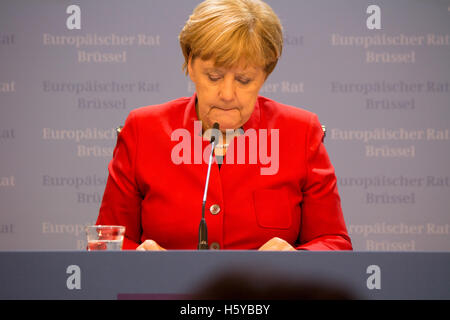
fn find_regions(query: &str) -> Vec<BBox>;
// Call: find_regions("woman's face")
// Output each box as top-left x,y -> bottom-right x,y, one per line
188,57 -> 267,131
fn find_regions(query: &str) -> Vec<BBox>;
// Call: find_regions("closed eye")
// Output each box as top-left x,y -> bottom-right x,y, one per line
208,76 -> 221,82
236,77 -> 251,85
207,73 -> 222,82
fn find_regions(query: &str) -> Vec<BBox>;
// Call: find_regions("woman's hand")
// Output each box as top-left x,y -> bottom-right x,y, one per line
136,239 -> 166,251
258,237 -> 296,251
136,238 -> 295,251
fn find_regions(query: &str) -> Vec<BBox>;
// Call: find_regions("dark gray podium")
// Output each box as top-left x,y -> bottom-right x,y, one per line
0,251 -> 449,299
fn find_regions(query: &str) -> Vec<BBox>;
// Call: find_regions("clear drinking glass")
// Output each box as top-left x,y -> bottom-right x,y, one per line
85,225 -> 125,251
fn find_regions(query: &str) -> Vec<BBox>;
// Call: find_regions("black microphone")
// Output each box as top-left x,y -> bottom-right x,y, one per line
198,122 -> 220,250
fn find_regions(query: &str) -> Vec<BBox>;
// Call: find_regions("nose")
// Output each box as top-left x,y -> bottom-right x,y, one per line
218,76 -> 235,102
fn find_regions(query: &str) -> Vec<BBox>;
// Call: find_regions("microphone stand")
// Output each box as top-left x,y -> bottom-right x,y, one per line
198,123 -> 219,250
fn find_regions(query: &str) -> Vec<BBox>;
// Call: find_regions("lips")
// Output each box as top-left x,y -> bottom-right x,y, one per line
212,105 -> 238,111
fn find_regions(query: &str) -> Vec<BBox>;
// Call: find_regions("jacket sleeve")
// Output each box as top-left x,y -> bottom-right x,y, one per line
96,111 -> 142,250
296,113 -> 352,251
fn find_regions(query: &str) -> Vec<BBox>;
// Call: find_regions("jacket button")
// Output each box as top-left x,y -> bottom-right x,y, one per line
210,242 -> 220,250
209,204 -> 221,215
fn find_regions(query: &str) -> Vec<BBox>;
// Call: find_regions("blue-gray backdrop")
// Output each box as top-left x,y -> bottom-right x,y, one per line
1,0 -> 449,251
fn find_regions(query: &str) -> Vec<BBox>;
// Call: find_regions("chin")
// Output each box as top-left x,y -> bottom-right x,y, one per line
215,120 -> 241,131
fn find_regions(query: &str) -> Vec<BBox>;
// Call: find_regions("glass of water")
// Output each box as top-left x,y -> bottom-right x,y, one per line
85,225 -> 125,251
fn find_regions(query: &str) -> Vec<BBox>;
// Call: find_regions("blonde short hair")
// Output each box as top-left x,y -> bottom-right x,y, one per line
179,0 -> 283,76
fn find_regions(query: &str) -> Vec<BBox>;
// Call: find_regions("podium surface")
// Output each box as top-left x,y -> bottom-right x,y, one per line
0,251 -> 449,300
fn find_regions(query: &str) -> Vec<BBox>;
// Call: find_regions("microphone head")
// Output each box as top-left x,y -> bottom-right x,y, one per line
211,122 -> 220,143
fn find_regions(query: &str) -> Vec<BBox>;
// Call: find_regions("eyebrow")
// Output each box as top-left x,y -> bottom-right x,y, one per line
203,67 -> 255,78
203,68 -> 224,74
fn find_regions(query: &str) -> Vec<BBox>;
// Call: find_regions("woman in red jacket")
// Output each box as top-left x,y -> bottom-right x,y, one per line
96,0 -> 352,251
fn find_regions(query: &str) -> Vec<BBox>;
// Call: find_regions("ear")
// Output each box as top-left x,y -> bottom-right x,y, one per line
187,56 -> 196,82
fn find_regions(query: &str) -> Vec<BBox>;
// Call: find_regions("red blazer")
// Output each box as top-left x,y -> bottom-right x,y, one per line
97,94 -> 352,250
